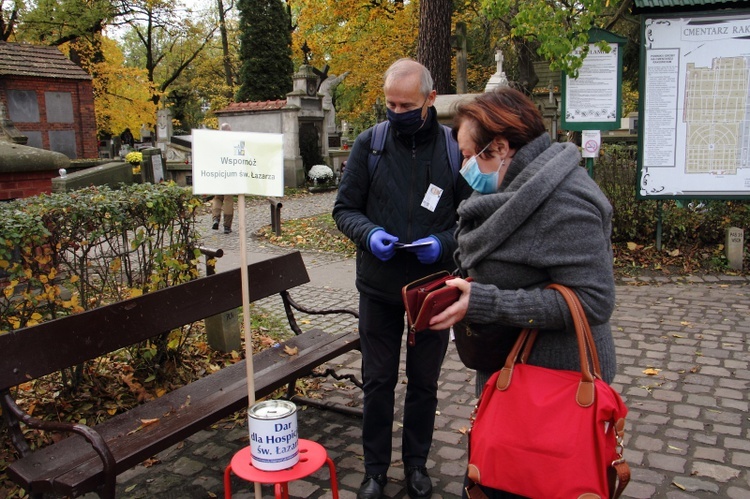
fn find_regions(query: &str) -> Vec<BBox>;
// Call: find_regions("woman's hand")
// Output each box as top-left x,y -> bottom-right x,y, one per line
429,278 -> 471,330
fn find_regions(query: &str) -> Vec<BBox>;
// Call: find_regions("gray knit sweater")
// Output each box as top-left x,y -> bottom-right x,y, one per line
454,134 -> 617,392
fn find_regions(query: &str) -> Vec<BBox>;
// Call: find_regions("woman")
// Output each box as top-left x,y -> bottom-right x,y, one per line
429,87 -> 617,498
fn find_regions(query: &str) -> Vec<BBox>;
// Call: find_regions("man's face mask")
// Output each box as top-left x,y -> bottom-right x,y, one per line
386,100 -> 427,136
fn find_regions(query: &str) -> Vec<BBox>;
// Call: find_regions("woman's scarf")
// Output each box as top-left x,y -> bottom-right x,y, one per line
455,134 -> 581,270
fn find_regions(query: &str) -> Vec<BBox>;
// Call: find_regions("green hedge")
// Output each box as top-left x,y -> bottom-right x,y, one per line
594,144 -> 750,248
0,183 -> 203,334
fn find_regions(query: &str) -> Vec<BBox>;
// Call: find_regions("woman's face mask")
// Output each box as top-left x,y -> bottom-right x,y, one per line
460,142 -> 505,194
386,100 -> 427,136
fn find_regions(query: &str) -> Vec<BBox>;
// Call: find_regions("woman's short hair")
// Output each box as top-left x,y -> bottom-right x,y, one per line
452,87 -> 546,151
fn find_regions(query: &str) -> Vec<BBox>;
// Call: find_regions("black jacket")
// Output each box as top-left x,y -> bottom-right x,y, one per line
333,108 -> 473,304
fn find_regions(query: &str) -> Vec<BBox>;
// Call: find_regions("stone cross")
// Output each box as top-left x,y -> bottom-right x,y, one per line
485,48 -> 509,92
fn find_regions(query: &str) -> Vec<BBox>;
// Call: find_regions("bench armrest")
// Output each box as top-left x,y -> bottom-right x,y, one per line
281,290 -> 359,335
1,391 -> 117,498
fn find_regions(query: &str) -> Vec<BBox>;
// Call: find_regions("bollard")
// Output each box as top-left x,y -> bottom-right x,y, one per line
726,227 -> 744,271
267,197 -> 283,236
199,247 -> 242,353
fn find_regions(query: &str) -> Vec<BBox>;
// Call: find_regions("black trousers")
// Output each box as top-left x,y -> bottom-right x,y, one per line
358,293 -> 449,475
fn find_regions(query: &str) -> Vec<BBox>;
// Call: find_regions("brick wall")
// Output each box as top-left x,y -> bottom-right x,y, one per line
0,170 -> 55,200
0,76 -> 98,159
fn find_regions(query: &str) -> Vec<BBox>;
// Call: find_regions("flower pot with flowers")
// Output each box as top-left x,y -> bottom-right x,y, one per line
307,164 -> 335,192
126,151 -> 143,182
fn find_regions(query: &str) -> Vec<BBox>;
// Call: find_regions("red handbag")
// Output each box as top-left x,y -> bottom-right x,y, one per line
465,284 -> 630,499
402,271 -> 472,347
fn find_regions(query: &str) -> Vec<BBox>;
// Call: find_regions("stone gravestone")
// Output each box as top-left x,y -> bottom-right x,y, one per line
156,108 -> 172,148
726,227 -> 744,271
140,147 -> 164,184
205,308 -> 241,353
319,71 -> 349,135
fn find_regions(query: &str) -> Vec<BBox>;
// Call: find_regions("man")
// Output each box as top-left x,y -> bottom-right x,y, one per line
212,123 -> 235,233
333,58 -> 472,499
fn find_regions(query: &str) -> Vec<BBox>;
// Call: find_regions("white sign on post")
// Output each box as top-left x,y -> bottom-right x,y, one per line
581,130 -> 601,158
191,129 -> 284,197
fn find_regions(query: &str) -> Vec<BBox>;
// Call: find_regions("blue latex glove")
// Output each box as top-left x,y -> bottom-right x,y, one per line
407,236 -> 442,264
368,229 -> 399,261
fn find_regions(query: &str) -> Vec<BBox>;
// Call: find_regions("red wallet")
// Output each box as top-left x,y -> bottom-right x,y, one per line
402,271 -> 472,346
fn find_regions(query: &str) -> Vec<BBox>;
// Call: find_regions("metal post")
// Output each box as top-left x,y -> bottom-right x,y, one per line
656,200 -> 663,251
198,246 -> 224,276
267,197 -> 283,236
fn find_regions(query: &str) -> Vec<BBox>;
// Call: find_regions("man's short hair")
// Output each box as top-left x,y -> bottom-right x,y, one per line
384,58 -> 433,97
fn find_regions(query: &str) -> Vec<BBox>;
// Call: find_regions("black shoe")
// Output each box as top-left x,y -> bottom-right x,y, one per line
212,222 -> 219,230
405,466 -> 432,498
357,473 -> 387,499
223,227 -> 231,234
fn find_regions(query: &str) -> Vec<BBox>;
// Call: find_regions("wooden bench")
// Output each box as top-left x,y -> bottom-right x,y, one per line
0,251 -> 360,499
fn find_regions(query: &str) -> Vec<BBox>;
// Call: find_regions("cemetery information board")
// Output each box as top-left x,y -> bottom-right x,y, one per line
192,129 -> 284,197
638,11 -> 750,199
562,43 -> 621,131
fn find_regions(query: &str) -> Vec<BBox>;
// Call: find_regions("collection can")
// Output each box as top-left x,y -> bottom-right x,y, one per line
248,400 -> 299,470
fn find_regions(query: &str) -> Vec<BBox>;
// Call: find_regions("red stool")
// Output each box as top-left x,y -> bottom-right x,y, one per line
224,439 -> 339,499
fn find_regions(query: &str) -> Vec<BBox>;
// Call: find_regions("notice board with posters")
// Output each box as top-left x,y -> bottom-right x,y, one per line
637,9 -> 750,199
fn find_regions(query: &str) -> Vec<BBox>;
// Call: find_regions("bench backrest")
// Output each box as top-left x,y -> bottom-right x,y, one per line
0,251 -> 310,391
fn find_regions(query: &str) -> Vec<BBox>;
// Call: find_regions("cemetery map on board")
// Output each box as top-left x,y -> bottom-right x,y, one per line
639,13 -> 750,198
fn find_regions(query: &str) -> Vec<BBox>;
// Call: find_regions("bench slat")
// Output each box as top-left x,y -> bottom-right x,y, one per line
0,252 -> 310,390
7,329 -> 360,497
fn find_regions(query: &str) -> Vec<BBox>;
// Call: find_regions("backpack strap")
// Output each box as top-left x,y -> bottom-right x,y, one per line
367,121 -> 462,186
367,121 -> 390,177
441,124 -> 461,183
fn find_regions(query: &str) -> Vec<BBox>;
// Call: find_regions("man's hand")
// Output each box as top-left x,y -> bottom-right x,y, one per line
369,229 -> 399,261
406,236 -> 441,264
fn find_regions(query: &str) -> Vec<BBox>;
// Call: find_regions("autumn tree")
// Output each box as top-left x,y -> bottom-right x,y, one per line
65,36 -> 157,138
235,0 -> 293,102
119,0 -> 218,107
290,0 -> 417,132
481,0 -> 634,93
0,0 -> 21,41
12,0 -> 116,45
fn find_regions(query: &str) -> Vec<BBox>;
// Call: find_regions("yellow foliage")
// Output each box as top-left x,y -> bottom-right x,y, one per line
291,0 -> 419,125
64,36 -> 159,137
110,257 -> 122,272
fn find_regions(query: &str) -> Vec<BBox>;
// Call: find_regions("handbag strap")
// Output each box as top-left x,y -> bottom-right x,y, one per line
495,284 -> 600,408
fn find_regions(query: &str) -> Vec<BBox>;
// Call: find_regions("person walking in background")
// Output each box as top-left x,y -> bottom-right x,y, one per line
333,58 -> 473,499
212,123 -> 235,234
426,87 -> 618,499
120,127 -> 134,147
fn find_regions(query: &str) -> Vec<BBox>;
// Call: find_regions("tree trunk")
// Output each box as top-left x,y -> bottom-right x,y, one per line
217,0 -> 234,92
513,37 -> 539,96
417,0 -> 452,94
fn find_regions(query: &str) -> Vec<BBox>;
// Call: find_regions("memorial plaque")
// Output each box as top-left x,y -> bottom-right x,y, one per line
24,131 -> 43,149
45,92 -> 74,123
48,130 -> 77,159
7,90 -> 40,123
